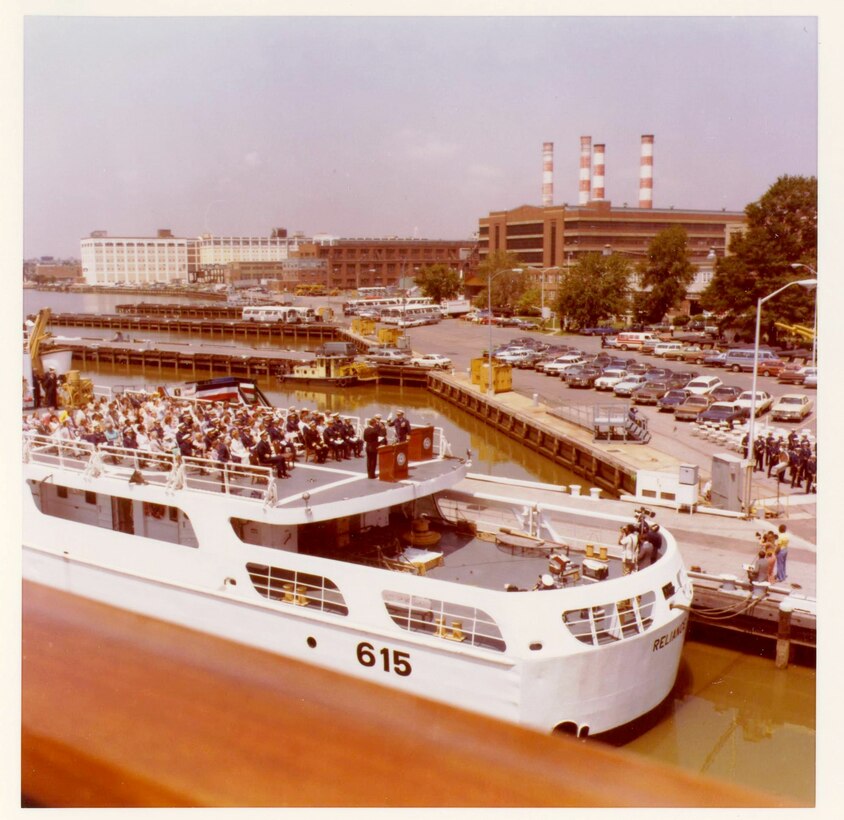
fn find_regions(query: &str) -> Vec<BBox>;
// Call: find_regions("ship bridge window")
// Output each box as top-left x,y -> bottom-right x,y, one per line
563,591 -> 656,646
382,591 -> 506,652
26,481 -> 197,548
246,562 -> 348,616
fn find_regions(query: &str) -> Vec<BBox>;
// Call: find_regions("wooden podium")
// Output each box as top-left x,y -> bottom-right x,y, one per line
378,441 -> 409,482
408,425 -> 435,461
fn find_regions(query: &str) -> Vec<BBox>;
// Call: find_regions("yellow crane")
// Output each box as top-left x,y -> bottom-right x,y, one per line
774,321 -> 814,342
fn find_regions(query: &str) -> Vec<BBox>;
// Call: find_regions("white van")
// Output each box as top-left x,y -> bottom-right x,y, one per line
612,332 -> 660,351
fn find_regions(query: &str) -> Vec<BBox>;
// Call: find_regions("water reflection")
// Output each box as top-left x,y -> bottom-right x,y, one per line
600,642 -> 815,805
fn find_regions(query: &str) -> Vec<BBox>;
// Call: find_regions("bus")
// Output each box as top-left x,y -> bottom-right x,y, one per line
356,287 -> 389,299
242,305 -> 318,323
380,304 -> 442,326
342,297 -> 403,316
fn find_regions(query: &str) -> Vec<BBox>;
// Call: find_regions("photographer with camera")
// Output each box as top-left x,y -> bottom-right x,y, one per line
619,523 -> 639,575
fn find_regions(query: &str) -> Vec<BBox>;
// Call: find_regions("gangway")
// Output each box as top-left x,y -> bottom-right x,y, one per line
592,404 -> 651,444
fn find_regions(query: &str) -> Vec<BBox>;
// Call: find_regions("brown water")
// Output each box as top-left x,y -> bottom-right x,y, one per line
24,290 -> 817,804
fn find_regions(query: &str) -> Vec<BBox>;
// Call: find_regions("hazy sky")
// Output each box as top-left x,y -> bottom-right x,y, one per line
22,13 -> 818,258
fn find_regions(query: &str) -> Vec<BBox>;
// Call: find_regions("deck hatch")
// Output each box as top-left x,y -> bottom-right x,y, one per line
246,562 -> 349,616
382,591 -> 506,652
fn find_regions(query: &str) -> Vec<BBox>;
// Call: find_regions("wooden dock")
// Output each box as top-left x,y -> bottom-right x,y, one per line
46,312 -> 340,343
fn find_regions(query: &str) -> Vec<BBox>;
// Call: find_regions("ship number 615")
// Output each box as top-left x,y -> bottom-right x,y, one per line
356,642 -> 412,677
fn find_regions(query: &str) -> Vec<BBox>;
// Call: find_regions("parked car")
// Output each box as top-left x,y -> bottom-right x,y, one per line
679,345 -> 711,365
513,318 -> 541,330
625,362 -> 649,376
710,384 -> 743,402
613,374 -> 649,397
657,388 -> 691,412
684,376 -> 723,395
495,349 -> 542,367
594,368 -> 629,391
734,390 -> 773,417
770,393 -> 814,422
566,365 -> 603,388
543,355 -> 587,376
674,394 -> 715,421
803,368 -> 818,389
703,351 -> 727,367
409,353 -> 452,370
632,381 -> 670,405
777,364 -> 811,385
697,402 -> 746,426
365,348 -> 411,365
580,326 -> 616,336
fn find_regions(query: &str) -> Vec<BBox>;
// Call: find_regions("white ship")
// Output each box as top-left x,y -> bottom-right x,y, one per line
22,407 -> 692,737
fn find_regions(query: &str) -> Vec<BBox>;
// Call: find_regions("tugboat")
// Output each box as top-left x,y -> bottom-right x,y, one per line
278,353 -> 379,388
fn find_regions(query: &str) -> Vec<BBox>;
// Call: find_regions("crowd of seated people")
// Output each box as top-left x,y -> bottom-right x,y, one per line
22,392 -> 370,479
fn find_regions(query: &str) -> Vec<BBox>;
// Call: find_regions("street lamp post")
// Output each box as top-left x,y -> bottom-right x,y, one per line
791,263 -> 818,368
744,277 -> 817,514
520,266 -> 560,329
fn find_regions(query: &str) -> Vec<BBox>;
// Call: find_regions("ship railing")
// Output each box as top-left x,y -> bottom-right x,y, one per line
178,454 -> 275,505
24,434 -> 97,473
23,434 -> 276,505
94,443 -> 180,485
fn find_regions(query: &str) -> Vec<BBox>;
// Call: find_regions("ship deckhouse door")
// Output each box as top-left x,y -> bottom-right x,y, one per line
112,496 -> 134,535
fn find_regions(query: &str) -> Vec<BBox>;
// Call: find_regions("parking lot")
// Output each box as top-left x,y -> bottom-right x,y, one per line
380,316 -> 817,476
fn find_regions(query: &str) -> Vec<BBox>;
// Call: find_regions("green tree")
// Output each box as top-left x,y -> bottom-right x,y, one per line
700,175 -> 817,337
475,250 -> 528,313
633,226 -> 697,324
554,253 -> 631,329
414,264 -> 462,303
516,286 -> 542,317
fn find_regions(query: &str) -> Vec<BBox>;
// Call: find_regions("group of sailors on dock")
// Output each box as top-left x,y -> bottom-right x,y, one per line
22,390 -> 413,480
747,430 -> 817,494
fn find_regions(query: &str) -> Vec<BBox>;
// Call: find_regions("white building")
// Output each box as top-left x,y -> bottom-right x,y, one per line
80,230 -> 190,286
80,229 -> 306,286
195,233 -> 299,267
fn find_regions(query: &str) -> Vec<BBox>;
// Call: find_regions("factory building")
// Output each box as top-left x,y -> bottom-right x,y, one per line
476,135 -> 746,314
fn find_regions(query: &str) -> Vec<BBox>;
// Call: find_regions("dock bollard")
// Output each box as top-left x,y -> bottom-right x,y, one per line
570,485 -> 581,497
589,487 -> 602,499
532,393 -> 539,406
718,574 -> 739,592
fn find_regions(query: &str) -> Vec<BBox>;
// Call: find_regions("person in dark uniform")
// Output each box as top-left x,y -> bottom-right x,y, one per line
301,420 -> 328,463
373,414 -> 388,446
42,367 -> 59,410
342,418 -> 363,457
753,436 -> 765,472
388,409 -> 412,443
324,414 -> 347,460
254,431 -> 289,478
804,451 -> 816,494
32,372 -> 42,409
363,417 -> 381,479
764,433 -> 777,471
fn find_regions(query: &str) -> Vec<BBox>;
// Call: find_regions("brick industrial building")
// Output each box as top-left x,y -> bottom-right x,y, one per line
475,135 -> 747,314
80,229 -> 475,293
